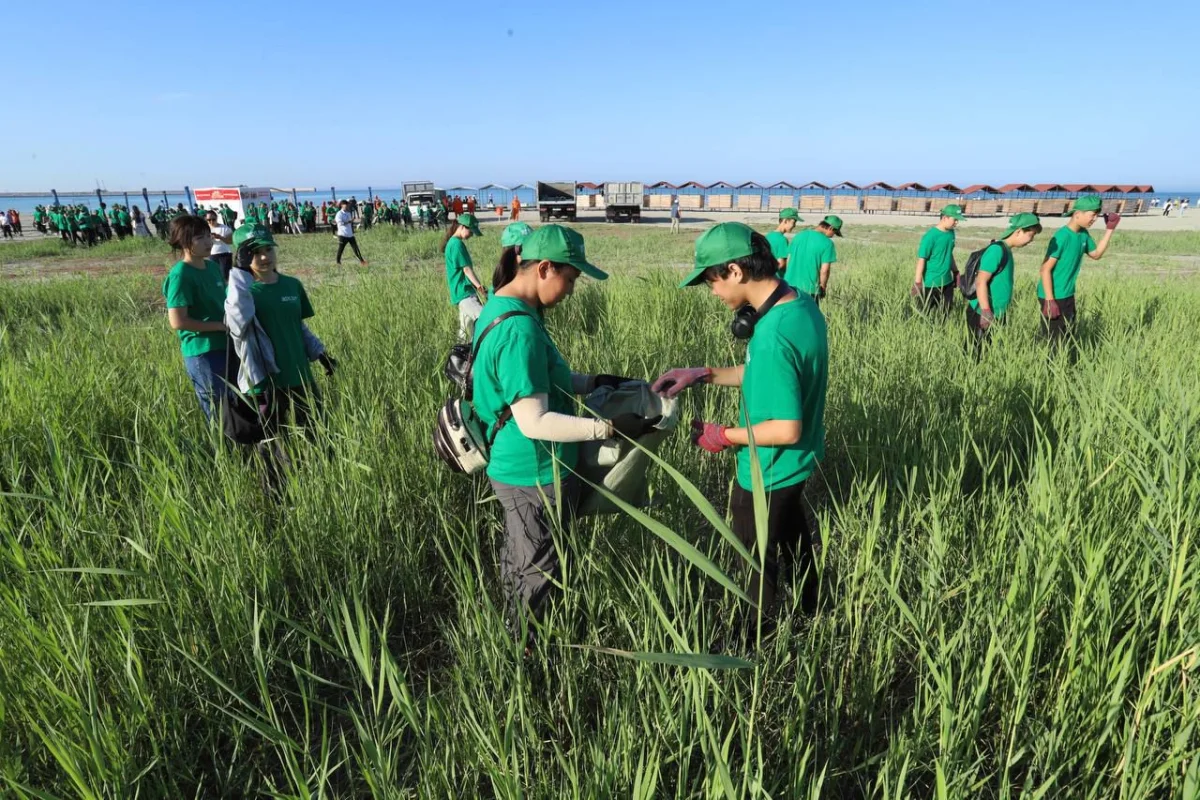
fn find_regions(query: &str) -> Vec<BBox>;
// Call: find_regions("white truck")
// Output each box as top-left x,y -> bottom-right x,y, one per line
604,182 -> 644,223
536,181 -> 578,222
403,181 -> 446,215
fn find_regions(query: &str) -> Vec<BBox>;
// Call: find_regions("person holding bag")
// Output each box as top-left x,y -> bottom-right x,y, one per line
471,224 -> 653,646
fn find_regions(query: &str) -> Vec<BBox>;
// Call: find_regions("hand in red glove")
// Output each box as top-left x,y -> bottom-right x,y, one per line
979,309 -> 995,330
1104,212 -> 1121,230
651,367 -> 713,398
910,282 -> 923,298
1042,299 -> 1061,320
690,420 -> 732,454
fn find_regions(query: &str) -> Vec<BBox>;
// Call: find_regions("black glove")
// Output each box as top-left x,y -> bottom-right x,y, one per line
818,286 -> 827,300
608,414 -> 662,440
318,354 -> 337,376
235,242 -> 255,271
593,374 -> 639,390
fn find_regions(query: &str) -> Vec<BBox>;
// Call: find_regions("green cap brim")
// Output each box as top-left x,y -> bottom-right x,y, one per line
945,210 -> 965,221
678,266 -> 708,288
575,260 -> 608,281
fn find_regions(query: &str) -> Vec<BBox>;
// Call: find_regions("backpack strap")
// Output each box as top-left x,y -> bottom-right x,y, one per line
986,241 -> 1012,277
471,309 -> 532,446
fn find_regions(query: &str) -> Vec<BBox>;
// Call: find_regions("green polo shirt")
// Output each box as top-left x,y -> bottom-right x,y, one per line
162,259 -> 228,357
472,296 -> 578,486
970,242 -> 1014,319
784,230 -> 837,294
737,293 -> 828,492
1038,226 -> 1095,299
248,275 -> 315,394
917,226 -> 957,288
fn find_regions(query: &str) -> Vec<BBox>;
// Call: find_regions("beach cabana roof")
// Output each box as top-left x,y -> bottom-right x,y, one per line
997,183 -> 1036,193
767,181 -> 798,189
647,181 -> 678,189
929,183 -> 963,193
736,181 -> 765,189
832,181 -> 862,190
961,184 -> 1000,194
798,181 -> 830,190
1033,184 -> 1067,192
863,182 -> 896,190
897,182 -> 929,191
1062,184 -> 1099,193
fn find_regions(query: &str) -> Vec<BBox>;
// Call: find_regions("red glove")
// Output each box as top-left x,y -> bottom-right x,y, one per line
652,367 -> 713,398
910,282 -> 923,298
1042,299 -> 1061,320
690,420 -> 732,454
979,309 -> 995,330
1104,212 -> 1121,230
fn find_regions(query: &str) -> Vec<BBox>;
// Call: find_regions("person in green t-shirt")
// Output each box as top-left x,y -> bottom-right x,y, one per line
785,215 -> 842,303
912,204 -> 965,312
443,213 -> 487,339
471,224 -> 645,644
653,222 -> 829,618
161,214 -> 231,420
228,224 -> 337,475
401,203 -> 413,228
765,208 -> 801,272
966,213 -> 1043,357
1038,194 -> 1119,345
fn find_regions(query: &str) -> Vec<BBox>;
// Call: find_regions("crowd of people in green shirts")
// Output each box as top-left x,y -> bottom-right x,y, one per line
157,193 -> 1118,652
32,202 -> 155,246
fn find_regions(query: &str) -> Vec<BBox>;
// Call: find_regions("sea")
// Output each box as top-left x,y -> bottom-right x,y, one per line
1,187 -> 1197,220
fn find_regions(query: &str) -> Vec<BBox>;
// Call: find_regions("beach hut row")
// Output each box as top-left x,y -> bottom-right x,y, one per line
634,181 -> 1156,216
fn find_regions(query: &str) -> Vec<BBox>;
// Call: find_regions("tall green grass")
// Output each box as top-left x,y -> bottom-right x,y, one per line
1,224 -> 1198,797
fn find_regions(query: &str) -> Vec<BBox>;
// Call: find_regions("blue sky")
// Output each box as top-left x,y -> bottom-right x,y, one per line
3,0 -> 1196,191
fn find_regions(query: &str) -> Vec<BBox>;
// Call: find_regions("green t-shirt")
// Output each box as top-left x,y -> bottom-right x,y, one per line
444,237 -> 474,305
784,230 -> 837,294
248,275 -> 315,394
162,259 -> 228,357
917,226 -> 957,288
472,296 -> 578,486
1038,226 -> 1095,299
736,294 -> 828,492
118,210 -> 130,226
968,242 -> 1014,319
765,231 -> 790,262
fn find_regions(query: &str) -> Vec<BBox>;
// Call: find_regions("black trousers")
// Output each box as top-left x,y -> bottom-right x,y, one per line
1040,295 -> 1077,347
335,235 -> 364,264
965,304 -> 993,361
730,481 -> 818,614
917,282 -> 956,313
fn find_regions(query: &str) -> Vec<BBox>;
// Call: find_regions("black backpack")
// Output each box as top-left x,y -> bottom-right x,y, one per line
958,241 -> 1011,301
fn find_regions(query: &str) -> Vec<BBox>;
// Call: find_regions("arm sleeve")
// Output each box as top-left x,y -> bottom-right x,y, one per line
163,272 -> 192,309
301,323 -> 326,360
825,240 -> 838,264
979,244 -> 1005,276
1046,231 -> 1064,260
510,395 -> 611,442
1084,232 -> 1096,253
744,340 -> 804,423
916,231 -> 933,259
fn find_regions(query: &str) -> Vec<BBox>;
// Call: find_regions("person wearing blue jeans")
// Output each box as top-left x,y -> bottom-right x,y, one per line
162,214 -> 230,420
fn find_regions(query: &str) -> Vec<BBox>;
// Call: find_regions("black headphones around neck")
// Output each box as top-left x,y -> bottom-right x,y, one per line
731,281 -> 793,340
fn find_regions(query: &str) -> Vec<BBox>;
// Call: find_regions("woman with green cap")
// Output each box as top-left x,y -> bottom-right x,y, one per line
492,221 -> 534,292
471,224 -> 651,646
1037,195 -> 1119,346
443,212 -> 487,340
966,212 -> 1043,355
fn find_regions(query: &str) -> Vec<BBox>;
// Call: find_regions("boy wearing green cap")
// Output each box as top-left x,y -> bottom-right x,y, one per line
1038,195 -> 1118,344
766,209 -> 801,271
785,215 -> 842,303
654,222 -> 829,616
966,213 -> 1043,353
912,204 -> 965,311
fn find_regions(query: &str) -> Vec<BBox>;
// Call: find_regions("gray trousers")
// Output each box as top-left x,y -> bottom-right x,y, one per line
490,476 -> 580,636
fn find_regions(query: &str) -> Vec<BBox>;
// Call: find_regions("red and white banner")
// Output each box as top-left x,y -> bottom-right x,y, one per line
193,187 -> 272,226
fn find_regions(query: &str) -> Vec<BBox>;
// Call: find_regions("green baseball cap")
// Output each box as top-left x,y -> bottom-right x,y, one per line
1071,195 -> 1102,213
500,222 -> 533,248
999,212 -> 1041,239
520,224 -> 607,280
232,222 -> 277,252
778,208 -> 802,221
823,215 -> 844,236
680,222 -> 756,288
457,212 -> 482,235
939,204 -> 966,220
